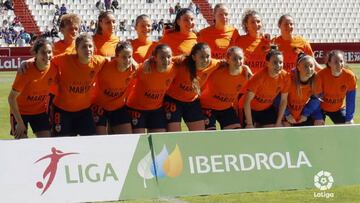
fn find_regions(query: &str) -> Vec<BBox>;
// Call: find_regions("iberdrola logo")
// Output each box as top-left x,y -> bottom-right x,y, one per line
137,144 -> 183,188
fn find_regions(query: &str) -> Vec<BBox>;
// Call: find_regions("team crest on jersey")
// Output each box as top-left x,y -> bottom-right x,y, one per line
236,84 -> 242,92
93,115 -> 99,123
132,118 -> 138,126
340,85 -> 347,92
166,112 -> 172,120
165,79 -> 171,87
55,124 -> 61,132
200,73 -> 208,81
89,70 -> 96,78
125,78 -> 131,85
293,47 -> 301,54
48,78 -> 53,86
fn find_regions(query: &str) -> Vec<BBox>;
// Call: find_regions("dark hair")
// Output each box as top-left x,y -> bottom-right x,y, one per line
135,14 -> 150,27
278,14 -> 293,27
296,52 -> 314,65
265,45 -> 282,61
75,33 -> 93,49
115,41 -> 132,56
151,44 -> 171,57
30,37 -> 52,55
173,8 -> 193,32
96,11 -> 114,35
185,43 -> 210,95
242,10 -> 260,33
325,50 -> 345,68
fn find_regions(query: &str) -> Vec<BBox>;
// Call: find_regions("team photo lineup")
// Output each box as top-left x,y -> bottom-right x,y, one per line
8,3 -> 358,138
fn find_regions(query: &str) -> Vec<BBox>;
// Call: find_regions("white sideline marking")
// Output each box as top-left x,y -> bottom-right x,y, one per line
159,197 -> 188,203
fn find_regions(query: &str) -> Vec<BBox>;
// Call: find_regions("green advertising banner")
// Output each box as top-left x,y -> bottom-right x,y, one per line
120,125 -> 360,200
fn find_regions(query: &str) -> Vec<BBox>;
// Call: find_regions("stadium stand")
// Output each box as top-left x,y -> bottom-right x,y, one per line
24,0 -> 209,40
206,0 -> 360,42
0,7 -> 29,47
1,0 -> 359,46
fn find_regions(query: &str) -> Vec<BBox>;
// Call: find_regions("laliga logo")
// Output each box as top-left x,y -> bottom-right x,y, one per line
314,170 -> 334,190
35,147 -> 78,195
137,144 -> 183,188
313,170 -> 335,199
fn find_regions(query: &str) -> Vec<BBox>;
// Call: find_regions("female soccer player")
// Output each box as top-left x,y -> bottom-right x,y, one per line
8,38 -> 56,138
126,44 -> 177,133
242,46 -> 290,128
92,41 -> 135,134
53,13 -> 81,56
198,3 -> 240,59
316,50 -> 357,124
232,10 -> 271,74
284,53 -> 322,126
272,14 -> 319,72
93,11 -> 119,57
154,8 -> 197,56
130,14 -> 156,63
51,33 -> 108,136
201,46 -> 252,130
164,42 -> 219,132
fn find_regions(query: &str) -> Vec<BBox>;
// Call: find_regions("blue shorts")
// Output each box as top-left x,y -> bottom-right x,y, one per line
322,108 -> 346,124
10,113 -> 50,136
127,106 -> 166,129
91,105 -> 131,127
164,95 -> 204,123
51,105 -> 96,136
203,107 -> 240,129
251,106 -> 277,126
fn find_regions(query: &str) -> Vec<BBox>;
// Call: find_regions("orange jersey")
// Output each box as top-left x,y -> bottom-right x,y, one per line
12,62 -> 57,115
198,25 -> 240,59
272,35 -> 314,72
201,66 -> 249,110
245,68 -> 290,111
93,34 -> 120,57
52,54 -> 107,112
233,34 -> 271,74
317,68 -> 357,112
130,39 -> 155,63
126,63 -> 177,110
166,59 -> 219,102
287,70 -> 321,120
94,60 -> 135,111
53,40 -> 76,56
157,31 -> 197,56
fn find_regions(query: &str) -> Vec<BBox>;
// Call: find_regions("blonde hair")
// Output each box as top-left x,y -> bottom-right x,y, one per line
59,13 -> 81,29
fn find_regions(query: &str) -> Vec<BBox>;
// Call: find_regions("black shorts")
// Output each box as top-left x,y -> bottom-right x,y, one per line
127,106 -> 166,129
322,108 -> 346,124
92,104 -> 131,127
51,105 -> 96,136
10,113 -> 50,135
164,95 -> 204,123
203,107 -> 240,129
251,106 -> 277,126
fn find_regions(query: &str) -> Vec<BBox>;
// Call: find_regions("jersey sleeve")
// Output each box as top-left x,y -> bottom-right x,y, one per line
12,71 -> 29,92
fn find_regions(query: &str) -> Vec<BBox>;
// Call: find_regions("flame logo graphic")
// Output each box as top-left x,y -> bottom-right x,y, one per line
137,144 -> 183,188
